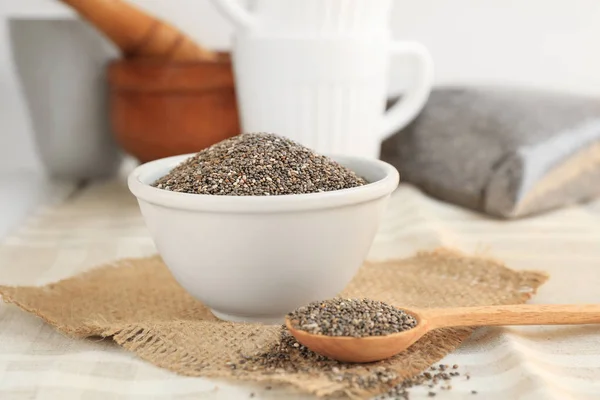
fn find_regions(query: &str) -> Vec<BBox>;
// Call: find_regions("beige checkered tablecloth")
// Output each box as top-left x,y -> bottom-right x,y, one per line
1,178 -> 600,399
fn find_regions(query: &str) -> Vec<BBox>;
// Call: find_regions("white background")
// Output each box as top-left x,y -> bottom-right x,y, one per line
1,0 -> 600,239
2,0 -> 600,173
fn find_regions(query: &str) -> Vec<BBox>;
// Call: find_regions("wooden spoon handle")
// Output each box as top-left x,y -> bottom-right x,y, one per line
422,304 -> 600,329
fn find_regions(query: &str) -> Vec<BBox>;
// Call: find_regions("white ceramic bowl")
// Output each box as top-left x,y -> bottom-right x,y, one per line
128,154 -> 399,324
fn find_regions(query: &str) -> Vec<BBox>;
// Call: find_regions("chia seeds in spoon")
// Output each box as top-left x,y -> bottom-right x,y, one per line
288,298 -> 417,337
152,133 -> 367,195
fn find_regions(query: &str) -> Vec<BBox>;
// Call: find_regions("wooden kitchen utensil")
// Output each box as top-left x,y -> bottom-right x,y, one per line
108,54 -> 240,163
286,304 -> 600,363
60,0 -> 217,61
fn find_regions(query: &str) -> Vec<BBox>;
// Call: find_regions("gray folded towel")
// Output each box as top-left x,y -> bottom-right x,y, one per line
381,87 -> 600,218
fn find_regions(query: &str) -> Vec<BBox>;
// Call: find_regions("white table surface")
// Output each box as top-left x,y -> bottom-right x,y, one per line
0,170 -> 76,241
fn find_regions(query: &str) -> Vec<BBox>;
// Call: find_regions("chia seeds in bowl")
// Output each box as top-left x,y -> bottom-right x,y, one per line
152,133 -> 367,196
127,134 -> 400,323
288,298 -> 418,337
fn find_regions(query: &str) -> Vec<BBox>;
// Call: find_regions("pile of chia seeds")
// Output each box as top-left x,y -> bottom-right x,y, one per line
232,327 -> 475,399
235,328 -> 402,390
287,298 -> 418,337
152,133 -> 367,196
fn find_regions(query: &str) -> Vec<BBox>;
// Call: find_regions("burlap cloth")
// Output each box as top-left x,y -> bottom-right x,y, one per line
0,248 -> 547,399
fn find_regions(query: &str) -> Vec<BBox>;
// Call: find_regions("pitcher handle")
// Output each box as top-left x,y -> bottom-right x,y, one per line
210,0 -> 257,31
380,41 -> 434,140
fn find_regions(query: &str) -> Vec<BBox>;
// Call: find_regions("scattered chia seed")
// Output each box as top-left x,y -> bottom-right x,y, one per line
236,327 -> 473,400
287,298 -> 417,337
152,133 -> 367,196
236,327 -> 399,391
373,364 -> 470,400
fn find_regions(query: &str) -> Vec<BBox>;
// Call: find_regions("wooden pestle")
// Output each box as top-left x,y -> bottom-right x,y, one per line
60,0 -> 217,61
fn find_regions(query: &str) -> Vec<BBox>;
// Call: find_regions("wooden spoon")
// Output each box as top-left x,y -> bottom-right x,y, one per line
286,304 -> 600,363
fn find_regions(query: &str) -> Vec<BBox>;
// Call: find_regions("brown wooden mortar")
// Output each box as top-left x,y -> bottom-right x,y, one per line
107,53 -> 240,163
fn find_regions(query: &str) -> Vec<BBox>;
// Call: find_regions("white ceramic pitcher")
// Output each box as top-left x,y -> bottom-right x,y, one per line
212,0 -> 394,36
232,34 -> 433,158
